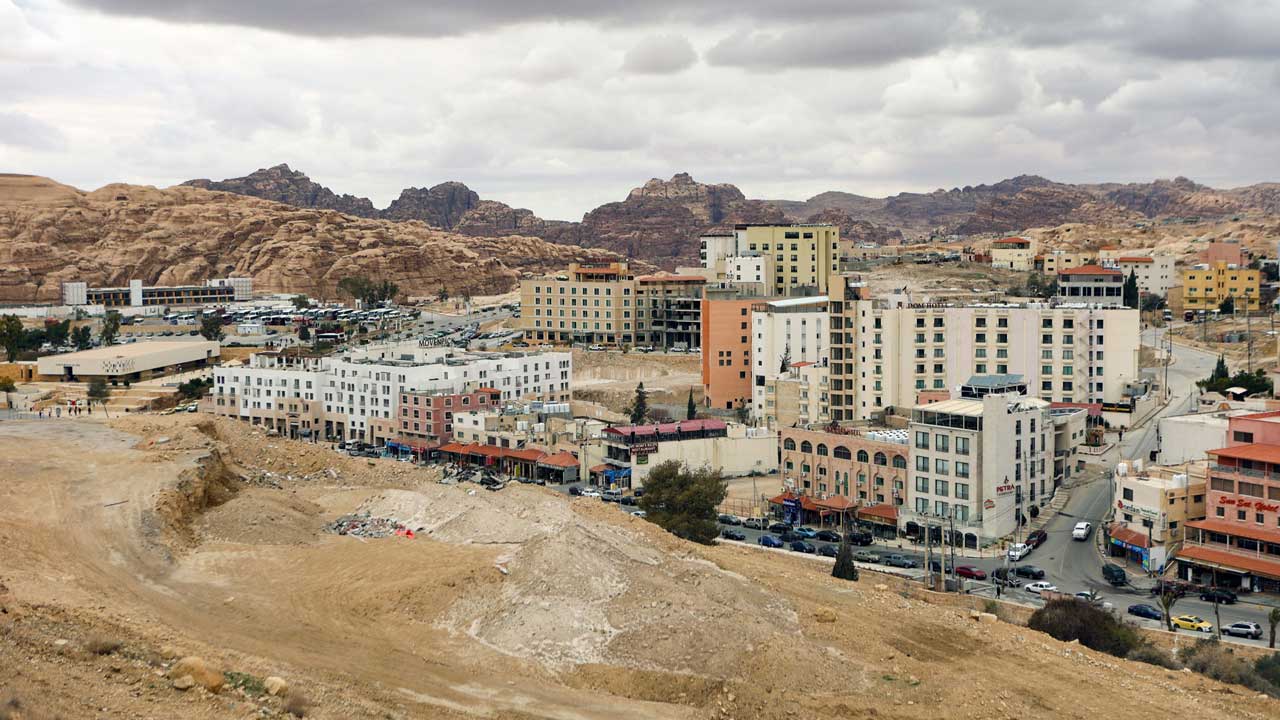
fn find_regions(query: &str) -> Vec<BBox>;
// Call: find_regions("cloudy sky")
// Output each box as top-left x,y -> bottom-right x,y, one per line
2,0 -> 1279,219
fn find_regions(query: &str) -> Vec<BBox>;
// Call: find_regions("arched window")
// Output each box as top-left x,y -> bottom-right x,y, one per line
800,440 -> 813,454
892,454 -> 907,469
816,443 -> 829,456
783,438 -> 796,451
874,451 -> 887,466
856,449 -> 869,463
833,445 -> 851,460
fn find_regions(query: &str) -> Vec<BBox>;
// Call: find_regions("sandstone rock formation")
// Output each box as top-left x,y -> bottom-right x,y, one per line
381,181 -> 479,228
186,164 -> 378,218
0,175 -> 641,303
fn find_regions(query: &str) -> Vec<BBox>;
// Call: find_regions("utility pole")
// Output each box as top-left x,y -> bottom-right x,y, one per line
949,510 -> 958,593
924,516 -> 933,590
1247,308 -> 1253,374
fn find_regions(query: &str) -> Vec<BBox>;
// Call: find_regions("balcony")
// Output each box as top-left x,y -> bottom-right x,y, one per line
1210,463 -> 1270,479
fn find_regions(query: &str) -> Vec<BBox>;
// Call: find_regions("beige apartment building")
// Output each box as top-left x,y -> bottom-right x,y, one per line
780,426 -> 909,506
990,237 -> 1037,271
700,224 -> 839,297
520,263 -> 706,348
1108,254 -> 1176,298
1035,251 -> 1093,275
763,362 -> 830,428
1110,459 -> 1207,571
826,275 -> 1141,422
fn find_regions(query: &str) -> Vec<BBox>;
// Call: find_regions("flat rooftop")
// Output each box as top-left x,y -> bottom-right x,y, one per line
47,340 -> 216,361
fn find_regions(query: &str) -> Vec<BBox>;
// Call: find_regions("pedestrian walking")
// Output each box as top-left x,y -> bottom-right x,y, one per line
55,406 -> 61,418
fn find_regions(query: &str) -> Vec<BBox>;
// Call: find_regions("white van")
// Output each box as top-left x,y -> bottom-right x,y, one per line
1007,543 -> 1031,561
1072,522 -> 1092,541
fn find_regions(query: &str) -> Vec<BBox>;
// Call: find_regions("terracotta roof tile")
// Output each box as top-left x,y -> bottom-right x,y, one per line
1108,522 -> 1151,549
1177,543 -> 1280,580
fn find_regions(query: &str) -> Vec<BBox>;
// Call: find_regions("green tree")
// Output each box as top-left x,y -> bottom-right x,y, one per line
686,388 -> 697,420
99,312 -> 121,346
71,325 -> 93,350
1269,607 -> 1280,649
0,376 -> 15,410
628,381 -> 649,424
1212,355 -> 1229,382
338,276 -> 399,307
832,538 -> 859,581
298,325 -> 312,342
779,345 -> 791,374
87,377 -> 110,413
734,398 -> 750,425
1219,295 -> 1235,315
199,313 -> 225,342
1141,293 -> 1167,312
0,315 -> 22,361
46,319 -> 70,346
290,295 -> 311,310
437,287 -> 449,302
1123,270 -> 1140,308
637,460 -> 727,544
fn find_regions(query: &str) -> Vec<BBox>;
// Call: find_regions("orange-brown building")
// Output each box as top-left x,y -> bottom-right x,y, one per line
701,286 -> 766,411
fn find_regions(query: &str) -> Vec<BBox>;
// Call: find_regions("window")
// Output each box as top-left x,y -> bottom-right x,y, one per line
1216,506 -> 1225,517
916,456 -> 929,471
816,443 -> 828,456
784,438 -> 796,450
1210,477 -> 1234,493
915,476 -> 929,492
1238,481 -> 1264,498
874,452 -> 887,466
857,449 -> 869,463
1123,487 -> 1134,501
1233,431 -> 1255,443
935,459 -> 949,475
800,441 -> 813,453
955,462 -> 969,478
955,483 -> 969,500
916,498 -> 929,513
834,445 -> 851,460
892,454 -> 906,469
915,431 -> 929,449
935,435 -> 949,452
956,437 -> 970,455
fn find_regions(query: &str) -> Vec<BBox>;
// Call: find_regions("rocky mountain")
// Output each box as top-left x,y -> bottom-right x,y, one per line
0,175 -> 641,303
185,164 -> 378,218
381,181 -> 480,228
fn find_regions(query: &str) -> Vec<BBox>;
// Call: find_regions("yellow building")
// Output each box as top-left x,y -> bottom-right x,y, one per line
1035,251 -> 1093,275
520,262 -> 635,345
1181,261 -> 1260,312
990,237 -> 1037,271
734,224 -> 839,296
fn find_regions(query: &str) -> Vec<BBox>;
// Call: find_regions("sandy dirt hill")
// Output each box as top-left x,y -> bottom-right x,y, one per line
0,415 -> 1275,719
0,174 -> 641,304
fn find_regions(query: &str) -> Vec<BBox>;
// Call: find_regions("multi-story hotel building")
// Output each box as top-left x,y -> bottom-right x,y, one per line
1035,251 -> 1094,275
699,224 -> 839,297
826,274 -> 1141,422
213,343 -> 571,444
990,237 -> 1037,271
779,426 -> 909,507
396,388 -> 502,447
1105,254 -> 1176,298
701,286 -> 763,412
750,296 -> 828,422
62,278 -> 252,307
1178,411 -> 1280,593
1056,265 -> 1124,305
519,263 -> 706,348
1181,261 -> 1261,312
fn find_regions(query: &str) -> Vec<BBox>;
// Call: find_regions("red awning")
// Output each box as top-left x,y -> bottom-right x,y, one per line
1108,522 -> 1150,549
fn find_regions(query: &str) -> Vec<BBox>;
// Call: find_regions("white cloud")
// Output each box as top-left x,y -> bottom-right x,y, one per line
0,0 -> 1276,220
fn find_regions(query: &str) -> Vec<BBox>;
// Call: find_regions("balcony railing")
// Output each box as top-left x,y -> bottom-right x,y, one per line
1210,463 -> 1269,479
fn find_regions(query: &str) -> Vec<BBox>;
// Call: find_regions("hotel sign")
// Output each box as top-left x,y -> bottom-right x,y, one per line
995,483 -> 1014,496
630,443 -> 658,456
1221,497 -> 1280,513
1116,499 -> 1161,520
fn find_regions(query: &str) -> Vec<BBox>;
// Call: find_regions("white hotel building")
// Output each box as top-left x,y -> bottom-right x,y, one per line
213,342 -> 572,443
750,296 -> 828,422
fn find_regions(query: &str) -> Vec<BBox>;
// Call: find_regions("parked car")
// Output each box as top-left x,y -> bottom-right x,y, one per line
955,565 -> 987,580
633,487 -> 645,498
717,513 -> 742,525
630,510 -> 646,518
1199,588 -> 1238,605
758,535 -> 784,549
1026,529 -> 1048,548
720,528 -> 747,541
1223,622 -> 1263,639
768,522 -> 792,534
793,527 -> 818,539
1013,565 -> 1045,579
817,544 -> 839,558
853,550 -> 880,563
568,486 -> 583,496
882,554 -> 919,568
1007,543 -> 1032,561
1102,563 -> 1128,586
1072,522 -> 1093,541
927,559 -> 954,573
620,495 -> 637,506
742,517 -> 766,530
815,529 -> 842,543
849,531 -> 875,546
1172,615 -> 1213,633
1024,581 -> 1059,595
580,489 -> 602,498
587,344 -> 606,352
778,531 -> 802,543
790,540 -> 816,554
1127,604 -> 1163,621
602,489 -> 623,503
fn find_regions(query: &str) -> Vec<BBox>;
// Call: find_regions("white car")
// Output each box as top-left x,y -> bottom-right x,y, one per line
630,510 -> 647,518
1072,522 -> 1092,541
1007,543 -> 1031,561
580,489 -> 602,498
1025,581 -> 1058,595
587,344 -> 606,352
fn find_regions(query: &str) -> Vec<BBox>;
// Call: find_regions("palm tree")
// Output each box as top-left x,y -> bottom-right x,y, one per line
1158,591 -> 1179,632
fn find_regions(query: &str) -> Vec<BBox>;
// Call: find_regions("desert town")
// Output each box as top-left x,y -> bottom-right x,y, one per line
3,206 -> 1280,716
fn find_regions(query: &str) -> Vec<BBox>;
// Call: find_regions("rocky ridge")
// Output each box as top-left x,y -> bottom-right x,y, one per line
0,175 -> 640,303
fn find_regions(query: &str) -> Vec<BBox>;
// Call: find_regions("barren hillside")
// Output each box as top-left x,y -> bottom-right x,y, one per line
0,415 -> 1274,719
0,174 -> 639,303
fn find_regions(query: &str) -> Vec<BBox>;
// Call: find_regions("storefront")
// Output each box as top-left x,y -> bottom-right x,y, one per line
856,504 -> 899,540
1106,522 -> 1156,572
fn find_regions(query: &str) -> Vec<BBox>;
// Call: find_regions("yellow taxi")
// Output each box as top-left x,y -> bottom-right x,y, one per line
1171,615 -> 1213,633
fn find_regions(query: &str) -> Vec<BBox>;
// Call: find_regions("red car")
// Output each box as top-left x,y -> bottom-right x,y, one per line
955,565 -> 988,580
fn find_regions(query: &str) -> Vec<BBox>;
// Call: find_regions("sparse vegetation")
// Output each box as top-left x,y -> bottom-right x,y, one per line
1180,639 -> 1280,697
86,635 -> 122,655
223,670 -> 266,696
1027,599 -> 1141,658
1197,355 -> 1272,396
1126,643 -> 1180,669
99,311 -> 121,346
199,313 -> 225,342
177,377 -> 213,400
832,541 -> 859,581
284,689 -> 311,717
337,276 -> 399,307
637,460 -> 726,545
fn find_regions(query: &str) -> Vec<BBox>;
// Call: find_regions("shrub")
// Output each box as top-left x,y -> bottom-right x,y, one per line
223,670 -> 266,696
1257,653 -> 1280,688
284,690 -> 311,717
1027,599 -> 1141,658
1181,640 -> 1280,697
1126,642 -> 1181,670
86,636 -> 122,655
832,542 -> 859,581
982,599 -> 999,615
